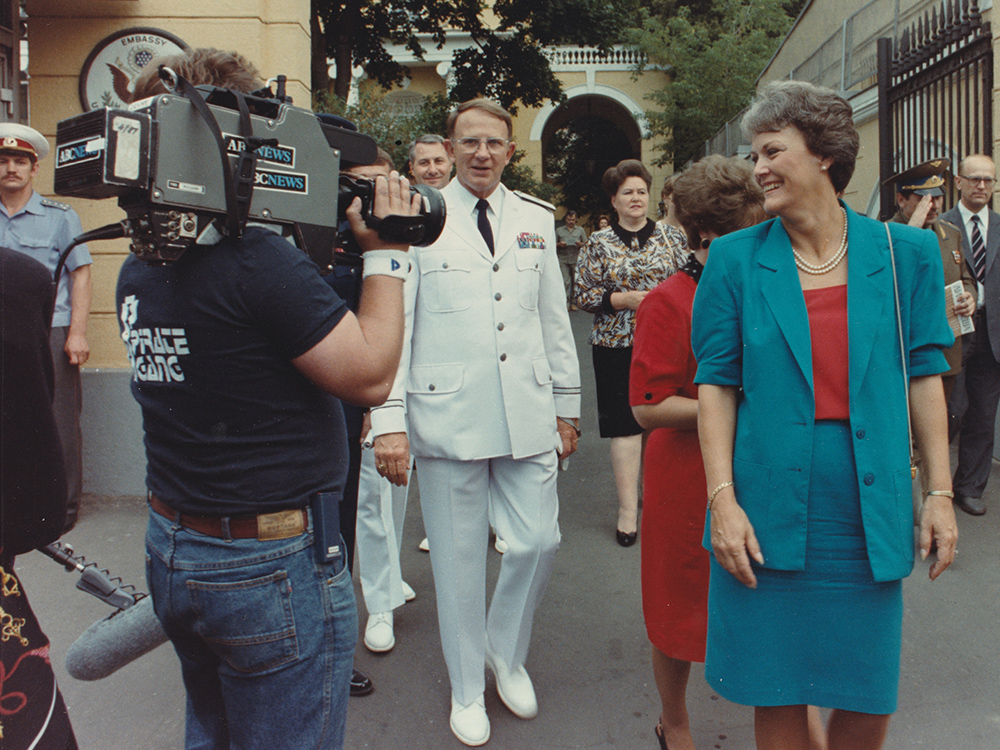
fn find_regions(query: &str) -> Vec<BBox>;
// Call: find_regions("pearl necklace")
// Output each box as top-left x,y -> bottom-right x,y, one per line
792,208 -> 848,275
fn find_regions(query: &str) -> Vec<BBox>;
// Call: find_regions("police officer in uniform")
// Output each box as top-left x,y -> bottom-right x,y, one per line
889,158 -> 976,402
0,123 -> 91,531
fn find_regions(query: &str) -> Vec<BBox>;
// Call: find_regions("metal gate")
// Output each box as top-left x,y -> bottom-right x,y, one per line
877,0 -> 993,219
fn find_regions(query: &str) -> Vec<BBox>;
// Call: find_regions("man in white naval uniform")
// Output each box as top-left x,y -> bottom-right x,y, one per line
374,99 -> 581,746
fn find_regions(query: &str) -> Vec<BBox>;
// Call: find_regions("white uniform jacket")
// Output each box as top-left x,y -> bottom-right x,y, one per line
386,180 -> 581,461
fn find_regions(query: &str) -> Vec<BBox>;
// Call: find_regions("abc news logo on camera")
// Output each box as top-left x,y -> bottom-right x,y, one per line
225,134 -> 307,195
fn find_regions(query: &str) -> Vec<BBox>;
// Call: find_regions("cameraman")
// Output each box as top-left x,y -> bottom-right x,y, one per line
120,49 -> 419,749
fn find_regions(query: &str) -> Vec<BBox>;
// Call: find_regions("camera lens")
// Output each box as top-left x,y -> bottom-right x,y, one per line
336,174 -> 446,251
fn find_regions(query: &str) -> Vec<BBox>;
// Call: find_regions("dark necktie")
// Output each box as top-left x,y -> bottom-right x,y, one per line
971,214 -> 986,283
476,199 -> 495,256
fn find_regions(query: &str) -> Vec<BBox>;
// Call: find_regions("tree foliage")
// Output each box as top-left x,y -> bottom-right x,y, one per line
312,0 -> 630,113
315,88 -> 450,170
504,151 -> 561,204
626,0 -> 798,167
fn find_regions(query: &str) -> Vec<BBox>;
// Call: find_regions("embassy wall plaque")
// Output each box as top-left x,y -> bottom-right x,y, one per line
79,28 -> 188,111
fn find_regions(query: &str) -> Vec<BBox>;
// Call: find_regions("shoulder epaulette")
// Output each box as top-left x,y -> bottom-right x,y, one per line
512,190 -> 555,213
938,218 -> 961,234
40,197 -> 71,211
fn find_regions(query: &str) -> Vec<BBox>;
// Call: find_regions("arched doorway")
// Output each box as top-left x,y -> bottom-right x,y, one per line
540,94 -> 642,224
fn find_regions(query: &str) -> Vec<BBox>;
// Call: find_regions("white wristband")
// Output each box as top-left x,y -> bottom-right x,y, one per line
362,250 -> 410,280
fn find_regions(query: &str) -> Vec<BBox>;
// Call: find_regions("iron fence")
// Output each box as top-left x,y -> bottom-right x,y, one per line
877,0 -> 993,217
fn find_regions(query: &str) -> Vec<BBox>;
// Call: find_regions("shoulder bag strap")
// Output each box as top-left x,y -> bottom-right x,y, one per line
884,221 -> 917,476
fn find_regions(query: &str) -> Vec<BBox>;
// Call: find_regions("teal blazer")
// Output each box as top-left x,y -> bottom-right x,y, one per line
692,205 -> 953,582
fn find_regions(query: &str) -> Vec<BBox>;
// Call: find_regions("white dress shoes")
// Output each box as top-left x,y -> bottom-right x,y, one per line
450,694 -> 490,746
418,536 -> 430,552
364,611 -> 395,653
485,645 -> 537,719
401,580 -> 416,602
493,536 -> 508,554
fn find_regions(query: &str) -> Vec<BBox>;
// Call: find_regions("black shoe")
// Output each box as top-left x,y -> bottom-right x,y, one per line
616,529 -> 637,547
654,722 -> 669,749
954,493 -> 986,516
350,667 -> 374,696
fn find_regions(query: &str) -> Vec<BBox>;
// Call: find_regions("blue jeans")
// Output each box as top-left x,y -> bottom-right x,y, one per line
146,509 -> 357,750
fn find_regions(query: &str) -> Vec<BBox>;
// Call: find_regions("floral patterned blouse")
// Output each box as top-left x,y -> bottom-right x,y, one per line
657,219 -> 689,250
574,219 -> 688,348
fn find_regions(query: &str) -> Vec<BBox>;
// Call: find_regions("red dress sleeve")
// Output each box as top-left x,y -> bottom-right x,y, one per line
630,274 -> 699,407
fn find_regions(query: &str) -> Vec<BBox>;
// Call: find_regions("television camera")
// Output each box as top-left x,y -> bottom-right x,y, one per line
52,68 -> 445,271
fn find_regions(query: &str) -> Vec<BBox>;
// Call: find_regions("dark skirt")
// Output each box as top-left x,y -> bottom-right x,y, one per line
704,421 -> 903,714
592,345 -> 643,438
0,558 -> 78,749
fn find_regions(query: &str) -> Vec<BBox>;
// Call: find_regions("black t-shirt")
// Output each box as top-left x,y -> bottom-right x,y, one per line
116,227 -> 349,515
0,247 -> 68,555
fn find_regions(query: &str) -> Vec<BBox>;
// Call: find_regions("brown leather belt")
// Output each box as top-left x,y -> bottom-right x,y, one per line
149,493 -> 308,541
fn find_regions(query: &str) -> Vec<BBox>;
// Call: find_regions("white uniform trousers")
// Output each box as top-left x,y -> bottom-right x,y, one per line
418,451 -> 560,705
356,443 -> 412,614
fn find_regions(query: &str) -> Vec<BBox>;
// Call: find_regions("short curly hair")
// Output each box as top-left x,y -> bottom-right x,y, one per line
672,155 -> 767,249
741,80 -> 859,194
130,48 -> 263,102
601,159 -> 652,199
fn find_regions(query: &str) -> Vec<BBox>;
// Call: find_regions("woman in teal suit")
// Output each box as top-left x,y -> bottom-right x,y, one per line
692,81 -> 959,749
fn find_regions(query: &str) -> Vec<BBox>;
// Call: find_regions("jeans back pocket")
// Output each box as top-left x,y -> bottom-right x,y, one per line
188,570 -> 299,675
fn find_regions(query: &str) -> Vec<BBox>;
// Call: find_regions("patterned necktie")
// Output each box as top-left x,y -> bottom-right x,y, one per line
971,214 -> 986,283
476,199 -> 495,256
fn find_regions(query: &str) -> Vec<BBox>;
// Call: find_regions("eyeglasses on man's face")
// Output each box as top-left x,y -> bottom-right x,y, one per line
454,137 -> 510,155
959,175 -> 997,188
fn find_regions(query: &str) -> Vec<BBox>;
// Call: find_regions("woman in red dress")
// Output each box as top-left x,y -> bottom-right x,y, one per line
630,156 -> 765,750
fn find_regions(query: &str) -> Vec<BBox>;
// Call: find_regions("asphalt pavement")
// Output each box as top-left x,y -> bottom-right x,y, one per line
14,313 -> 1000,749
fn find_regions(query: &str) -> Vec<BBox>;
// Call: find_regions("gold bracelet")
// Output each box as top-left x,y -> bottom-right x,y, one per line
925,490 -> 954,499
708,481 -> 734,511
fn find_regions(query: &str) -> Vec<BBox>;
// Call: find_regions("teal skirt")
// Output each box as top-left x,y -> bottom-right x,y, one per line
704,421 -> 903,714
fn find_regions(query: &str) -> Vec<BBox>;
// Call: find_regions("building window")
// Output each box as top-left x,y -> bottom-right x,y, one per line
0,0 -> 18,122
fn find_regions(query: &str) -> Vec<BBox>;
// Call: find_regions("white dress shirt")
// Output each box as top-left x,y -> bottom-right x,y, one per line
957,200 -> 991,308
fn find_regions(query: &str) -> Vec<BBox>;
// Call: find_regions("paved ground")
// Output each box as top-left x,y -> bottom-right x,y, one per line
14,313 -> 1000,749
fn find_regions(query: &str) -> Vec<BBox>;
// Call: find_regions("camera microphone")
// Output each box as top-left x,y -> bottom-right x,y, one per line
65,595 -> 170,681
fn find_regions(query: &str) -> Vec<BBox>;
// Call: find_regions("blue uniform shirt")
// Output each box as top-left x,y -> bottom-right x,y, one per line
1,191 -> 91,327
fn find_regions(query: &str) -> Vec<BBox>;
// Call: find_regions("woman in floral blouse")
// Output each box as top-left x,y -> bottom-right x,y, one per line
574,159 -> 688,546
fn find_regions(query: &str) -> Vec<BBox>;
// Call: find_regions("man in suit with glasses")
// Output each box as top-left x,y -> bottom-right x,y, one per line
943,154 -> 1000,516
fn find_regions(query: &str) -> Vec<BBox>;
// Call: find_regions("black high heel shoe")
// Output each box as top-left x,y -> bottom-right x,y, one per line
654,722 -> 669,749
616,529 -> 637,547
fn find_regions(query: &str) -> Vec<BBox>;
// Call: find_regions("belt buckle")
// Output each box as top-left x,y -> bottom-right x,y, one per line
257,510 -> 304,540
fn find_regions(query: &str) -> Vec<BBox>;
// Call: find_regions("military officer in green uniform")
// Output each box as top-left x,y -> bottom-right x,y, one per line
889,158 -> 976,402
